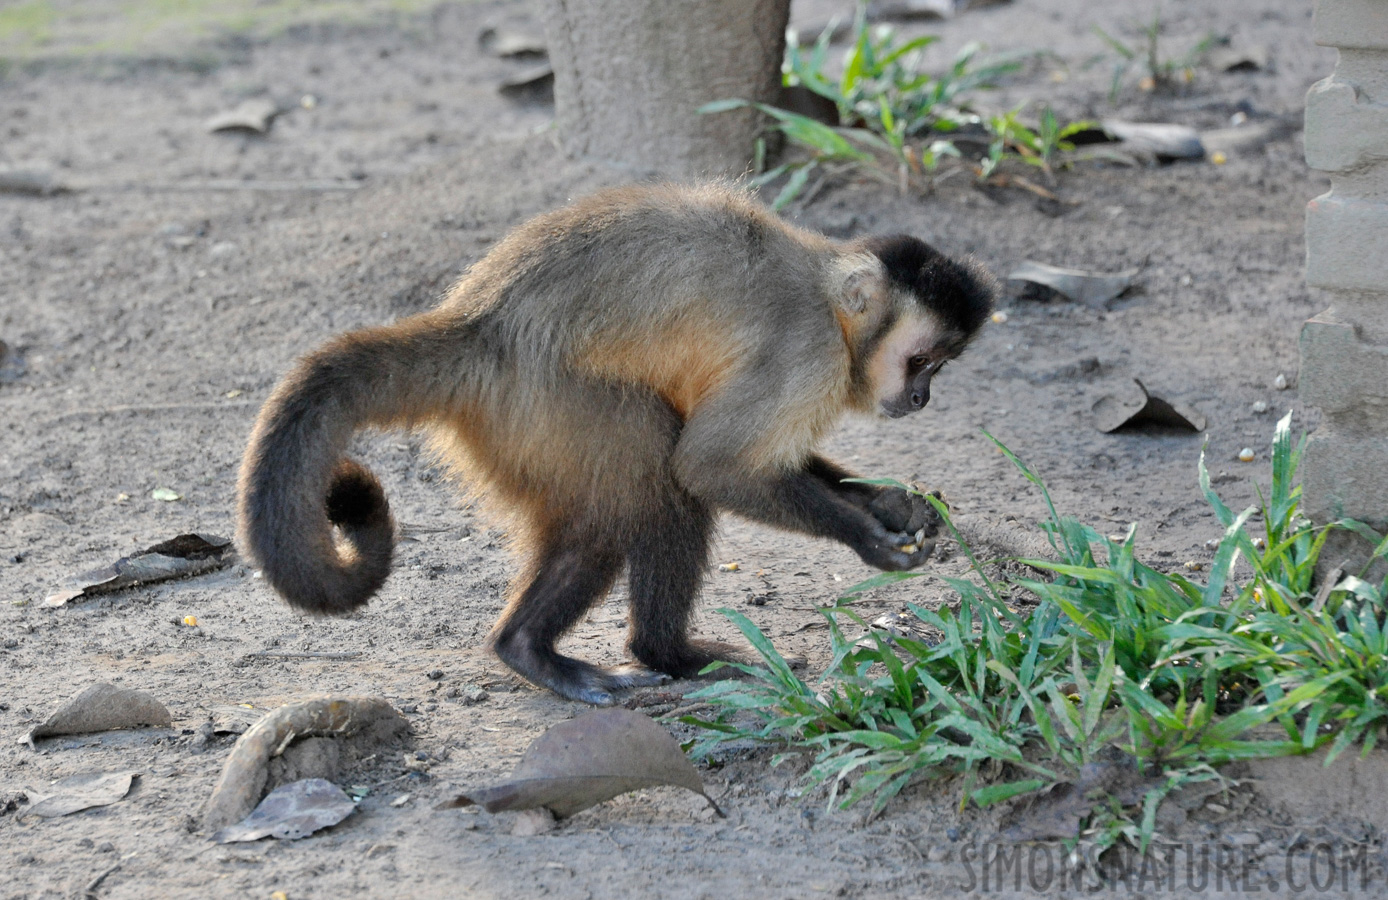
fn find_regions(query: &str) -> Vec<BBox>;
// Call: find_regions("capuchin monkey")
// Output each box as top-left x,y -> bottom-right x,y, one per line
238,182 -> 996,705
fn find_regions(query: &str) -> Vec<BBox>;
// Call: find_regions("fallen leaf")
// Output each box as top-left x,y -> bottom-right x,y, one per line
439,708 -> 721,819
1007,261 -> 1138,309
212,778 -> 356,843
856,611 -> 939,650
205,98 -> 281,135
1209,45 -> 1268,72
478,26 -> 546,58
44,533 -> 234,606
203,697 -> 410,830
23,771 -> 139,818
498,64 -> 554,101
0,166 -> 65,195
22,682 -> 172,746
1201,119 -> 1294,157
1092,378 -> 1206,433
1101,120 -> 1205,161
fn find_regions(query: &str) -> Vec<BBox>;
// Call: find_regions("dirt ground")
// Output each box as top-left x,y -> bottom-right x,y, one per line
3,0 -> 1384,897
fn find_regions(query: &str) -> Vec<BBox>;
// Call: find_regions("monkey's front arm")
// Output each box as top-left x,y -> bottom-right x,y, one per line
675,446 -> 939,572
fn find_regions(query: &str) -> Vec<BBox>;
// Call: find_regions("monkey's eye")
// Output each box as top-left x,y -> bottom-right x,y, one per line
909,354 -> 931,371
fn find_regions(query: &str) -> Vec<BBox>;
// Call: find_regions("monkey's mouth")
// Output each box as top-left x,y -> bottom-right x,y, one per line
879,402 -> 916,419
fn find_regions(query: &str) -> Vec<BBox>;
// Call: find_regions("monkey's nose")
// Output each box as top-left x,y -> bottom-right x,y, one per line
911,389 -> 929,409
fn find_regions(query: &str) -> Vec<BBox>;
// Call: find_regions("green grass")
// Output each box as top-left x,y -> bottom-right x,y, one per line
683,413 -> 1388,851
0,0 -> 452,68
700,1 -> 1092,207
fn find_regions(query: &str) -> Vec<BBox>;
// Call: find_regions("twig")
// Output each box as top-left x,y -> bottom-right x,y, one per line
80,864 -> 120,899
242,650 -> 363,661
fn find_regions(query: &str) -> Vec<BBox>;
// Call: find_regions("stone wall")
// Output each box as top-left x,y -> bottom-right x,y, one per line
1299,0 -> 1388,549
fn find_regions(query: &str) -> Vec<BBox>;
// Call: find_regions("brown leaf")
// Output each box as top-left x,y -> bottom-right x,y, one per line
202,696 -> 410,830
211,778 -> 356,843
44,533 -> 234,606
23,771 -> 139,818
1007,261 -> 1139,309
22,682 -> 171,745
1092,378 -> 1206,433
205,98 -> 281,134
439,708 -> 721,819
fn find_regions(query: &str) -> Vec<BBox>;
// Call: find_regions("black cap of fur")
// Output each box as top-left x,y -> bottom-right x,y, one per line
860,235 -> 995,337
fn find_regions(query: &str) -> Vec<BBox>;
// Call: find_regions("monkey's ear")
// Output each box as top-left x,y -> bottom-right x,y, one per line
834,258 -> 887,316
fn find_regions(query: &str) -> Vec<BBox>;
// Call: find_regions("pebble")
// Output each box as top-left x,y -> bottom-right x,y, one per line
1252,400 -> 1268,413
1238,448 -> 1255,462
1274,373 -> 1288,390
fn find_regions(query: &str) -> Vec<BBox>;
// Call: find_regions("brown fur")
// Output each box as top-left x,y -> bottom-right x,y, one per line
237,182 -> 995,704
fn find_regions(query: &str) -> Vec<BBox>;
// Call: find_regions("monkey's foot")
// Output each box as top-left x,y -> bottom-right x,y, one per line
493,638 -> 669,706
632,638 -> 749,681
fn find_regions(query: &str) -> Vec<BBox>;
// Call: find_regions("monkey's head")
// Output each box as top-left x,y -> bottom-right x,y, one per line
837,235 -> 997,419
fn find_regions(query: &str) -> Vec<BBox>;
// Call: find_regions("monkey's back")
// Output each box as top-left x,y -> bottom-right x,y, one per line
427,183 -> 852,528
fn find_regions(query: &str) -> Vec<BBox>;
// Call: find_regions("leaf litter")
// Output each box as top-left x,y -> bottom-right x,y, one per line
22,682 -> 171,747
439,708 -> 722,819
211,778 -> 357,843
43,533 -> 234,607
21,771 -> 140,819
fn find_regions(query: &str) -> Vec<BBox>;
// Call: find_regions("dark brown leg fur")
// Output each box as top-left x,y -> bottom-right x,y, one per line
626,490 -> 742,678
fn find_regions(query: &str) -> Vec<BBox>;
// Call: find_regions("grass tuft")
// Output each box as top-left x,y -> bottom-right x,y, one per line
683,412 -> 1388,849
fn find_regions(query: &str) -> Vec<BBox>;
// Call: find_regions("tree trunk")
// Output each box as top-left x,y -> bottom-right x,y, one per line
542,0 -> 790,178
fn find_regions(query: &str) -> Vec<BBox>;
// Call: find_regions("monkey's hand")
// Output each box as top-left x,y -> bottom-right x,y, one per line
868,485 -> 944,549
853,515 -> 939,572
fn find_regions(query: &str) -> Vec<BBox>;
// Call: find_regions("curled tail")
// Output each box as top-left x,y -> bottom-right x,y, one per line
237,316 -> 466,614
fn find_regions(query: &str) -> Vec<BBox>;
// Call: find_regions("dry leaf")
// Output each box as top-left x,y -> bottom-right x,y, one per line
212,778 -> 357,843
44,533 -> 234,607
1007,261 -> 1139,309
439,708 -> 721,819
1101,120 -> 1205,161
205,98 -> 281,134
22,682 -> 171,746
1092,378 -> 1206,433
23,771 -> 139,818
478,26 -> 547,58
203,697 -> 409,830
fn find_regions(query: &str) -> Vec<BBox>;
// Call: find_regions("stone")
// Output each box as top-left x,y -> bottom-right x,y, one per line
1305,76 -> 1388,172
1305,193 -> 1388,292
1315,0 -> 1388,50
1298,315 -> 1388,413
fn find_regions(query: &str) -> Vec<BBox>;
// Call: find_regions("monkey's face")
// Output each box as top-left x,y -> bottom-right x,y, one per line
870,313 -> 958,419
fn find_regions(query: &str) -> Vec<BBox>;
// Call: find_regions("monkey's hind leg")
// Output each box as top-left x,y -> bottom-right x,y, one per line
627,493 -> 745,679
489,535 -> 669,706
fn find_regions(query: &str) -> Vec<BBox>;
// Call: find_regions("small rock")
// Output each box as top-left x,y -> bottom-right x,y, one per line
209,241 -> 239,258
1238,448 -> 1255,462
1252,400 -> 1269,414
1274,373 -> 1288,390
426,669 -> 445,681
462,685 -> 489,705
1227,831 -> 1261,847
510,807 -> 557,836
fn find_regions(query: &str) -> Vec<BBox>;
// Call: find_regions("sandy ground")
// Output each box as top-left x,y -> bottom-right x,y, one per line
3,0 -> 1384,897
